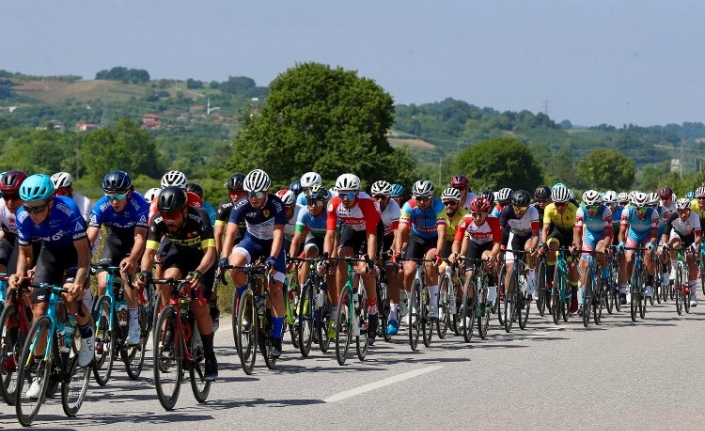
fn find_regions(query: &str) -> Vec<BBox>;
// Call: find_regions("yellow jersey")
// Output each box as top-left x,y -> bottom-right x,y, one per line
542,202 -> 578,231
444,207 -> 468,243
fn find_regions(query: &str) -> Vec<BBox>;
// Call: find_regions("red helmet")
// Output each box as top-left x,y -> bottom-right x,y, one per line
276,189 -> 296,206
0,170 -> 28,194
451,175 -> 470,189
469,197 -> 491,213
659,186 -> 673,200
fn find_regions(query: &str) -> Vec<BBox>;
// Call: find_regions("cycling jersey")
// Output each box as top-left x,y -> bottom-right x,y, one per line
16,196 -> 87,248
443,207 -> 468,243
284,204 -> 303,242
543,202 -> 578,231
491,203 -> 508,218
611,205 -> 625,231
461,191 -> 478,211
620,205 -> 659,241
499,205 -> 540,240
664,211 -> 701,237
295,205 -> 327,240
380,199 -> 401,237
326,192 -> 381,235
146,206 -> 215,252
229,194 -> 287,243
69,191 -> 92,223
89,192 -> 149,240
0,199 -> 19,242
399,197 -> 446,239
455,214 -> 501,245
575,204 -> 612,244
202,201 -> 217,226
531,202 -> 546,222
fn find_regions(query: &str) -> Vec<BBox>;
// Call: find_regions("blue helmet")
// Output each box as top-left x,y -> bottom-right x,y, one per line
685,190 -> 695,200
390,183 -> 404,198
20,174 -> 55,202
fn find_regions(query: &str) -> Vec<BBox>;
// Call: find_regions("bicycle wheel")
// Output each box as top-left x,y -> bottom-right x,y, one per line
408,280 -> 421,350
675,264 -> 684,316
503,270 -> 515,333
593,277 -> 604,325
123,303 -> 148,380
461,276 -> 476,343
15,316 -> 53,426
376,278 -> 390,342
318,295 -> 331,353
477,286 -> 490,339
258,314 -> 275,370
629,265 -> 639,322
230,289 -> 240,353
237,290 -> 256,375
61,320 -> 91,417
0,303 -> 29,405
421,285 -> 433,348
551,269 -> 561,325
287,275 -> 300,350
298,281 -> 314,357
518,284 -> 530,330
437,274 -> 450,339
612,260 -> 622,312
639,267 -> 647,319
355,285 -> 369,361
683,264 -> 692,314
153,306 -> 182,411
188,331 -> 211,403
536,260 -> 547,316
583,270 -> 592,328
92,295 -> 115,387
605,264 -> 614,315
700,256 -> 705,295
497,265 -> 506,326
335,289 -> 351,366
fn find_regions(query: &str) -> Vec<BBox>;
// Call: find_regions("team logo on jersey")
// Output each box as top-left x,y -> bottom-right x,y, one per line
75,221 -> 84,231
263,209 -> 270,218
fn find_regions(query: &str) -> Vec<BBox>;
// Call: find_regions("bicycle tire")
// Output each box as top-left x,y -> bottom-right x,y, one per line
477,284 -> 490,339
613,259 -> 622,312
497,265 -> 506,326
683,264 -> 691,314
639,267 -> 647,319
675,264 -> 684,316
551,269 -> 561,325
188,326 -> 211,403
700,256 -> 705,295
298,281 -> 314,357
605,263 -> 614,315
237,290 -> 256,375
286,274 -> 300,350
61,319 -> 91,417
0,303 -> 29,405
318,295 -> 331,353
15,316 -> 53,426
503,270 -> 515,333
376,277 -> 390,342
593,276 -> 603,325
582,268 -> 592,328
630,265 -> 639,322
437,274 -> 450,339
123,303 -> 147,380
230,289 -> 240,353
560,275 -> 569,323
153,306 -> 182,411
355,284 -> 369,361
408,279 -> 420,351
421,284 -> 433,348
518,280 -> 529,330
536,260 -> 547,316
92,295 -> 115,386
335,289 -> 351,366
461,276 -> 475,343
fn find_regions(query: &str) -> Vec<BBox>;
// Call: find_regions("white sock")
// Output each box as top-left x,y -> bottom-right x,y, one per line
488,286 -> 497,302
390,303 -> 398,321
427,285 -> 439,308
128,308 -> 138,328
330,307 -> 338,322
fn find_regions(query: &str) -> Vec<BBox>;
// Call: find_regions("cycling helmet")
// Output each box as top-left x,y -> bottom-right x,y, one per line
551,185 -> 570,203
371,180 -> 392,196
534,185 -> 551,200
161,170 -> 188,189
335,173 -> 361,192
390,183 -> 404,198
676,198 -> 691,210
480,189 -> 494,201
583,190 -> 602,206
102,170 -> 132,194
300,172 -> 323,188
659,186 -> 673,200
631,192 -> 649,207
227,173 -> 246,191
604,191 -> 618,205
185,183 -> 204,199
568,189 -> 576,200
451,175 -> 470,189
647,192 -> 660,206
411,180 -> 435,197
0,170 -> 27,194
157,186 -> 188,213
288,179 -> 302,197
20,174 -> 55,203
696,187 -> 705,198
617,192 -> 629,203
496,187 -> 512,204
276,189 -> 296,205
511,190 -> 531,207
685,191 -> 696,200
50,172 -> 73,189
441,187 -> 461,202
469,197 -> 491,213
307,184 -> 328,200
144,187 -> 160,202
244,169 -> 271,192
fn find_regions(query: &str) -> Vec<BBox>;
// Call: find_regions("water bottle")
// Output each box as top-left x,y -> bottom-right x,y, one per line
352,292 -> 360,336
379,281 -> 388,301
178,298 -> 189,323
399,289 -> 409,317
57,322 -> 67,353
519,276 -> 527,294
316,287 -> 325,309
117,300 -> 128,327
256,297 -> 266,316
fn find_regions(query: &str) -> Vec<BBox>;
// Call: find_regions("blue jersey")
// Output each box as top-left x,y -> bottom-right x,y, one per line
16,196 -> 87,248
89,192 -> 149,238
295,205 -> 327,239
399,197 -> 446,239
575,205 -> 612,243
620,205 -> 659,241
229,195 -> 287,243
202,202 -> 217,226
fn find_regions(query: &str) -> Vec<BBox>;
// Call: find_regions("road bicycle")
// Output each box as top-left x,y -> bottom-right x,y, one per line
0,275 -> 32,405
287,256 -> 330,357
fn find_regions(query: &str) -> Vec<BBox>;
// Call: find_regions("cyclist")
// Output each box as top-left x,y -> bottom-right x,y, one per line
50,171 -> 91,223
573,190 -> 613,311
603,191 -> 620,232
451,175 -> 477,212
186,183 -> 217,226
276,189 -> 301,253
499,190 -> 540,300
396,180 -> 446,321
289,184 -> 329,288
144,187 -> 160,204
691,187 -> 705,265
617,192 -> 659,304
492,188 -> 513,217
390,183 -> 405,207
10,174 -> 95,398
148,170 -> 191,223
323,173 -> 381,342
220,169 -> 288,359
532,185 -> 551,221
135,186 -> 218,380
297,171 -> 330,205
538,184 -> 580,313
660,198 -> 701,307
0,170 -> 28,273
87,171 -> 149,345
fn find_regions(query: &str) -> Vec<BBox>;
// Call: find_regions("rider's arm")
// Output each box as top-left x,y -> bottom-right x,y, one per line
289,230 -> 305,257
435,223 -> 446,255
72,237 -> 91,288
270,224 -> 284,259
14,244 -> 32,278
87,226 -> 100,249
395,222 -> 409,255
128,226 -> 148,269
366,232 -> 377,261
214,223 -> 224,256
220,222 -> 239,261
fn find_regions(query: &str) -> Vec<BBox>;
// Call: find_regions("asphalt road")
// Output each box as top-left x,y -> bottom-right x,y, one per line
2,299 -> 704,430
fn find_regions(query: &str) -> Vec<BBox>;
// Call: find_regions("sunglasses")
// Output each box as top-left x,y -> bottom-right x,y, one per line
2,193 -> 20,201
535,199 -> 548,204
306,198 -> 325,207
443,201 -> 458,207
555,202 -> 568,208
514,205 -> 528,211
23,202 -> 50,214
586,205 -> 599,211
161,211 -> 182,220
471,211 -> 485,217
248,191 -> 266,199
677,208 -> 691,213
106,193 -> 127,201
339,192 -> 356,200
415,196 -> 431,202
636,206 -> 648,212
373,195 -> 389,200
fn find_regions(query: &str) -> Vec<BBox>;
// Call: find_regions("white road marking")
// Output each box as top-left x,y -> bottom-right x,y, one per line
323,365 -> 443,403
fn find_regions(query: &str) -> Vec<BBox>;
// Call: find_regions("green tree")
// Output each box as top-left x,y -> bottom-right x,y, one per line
228,62 -> 415,186
452,137 -> 543,191
576,148 -> 635,190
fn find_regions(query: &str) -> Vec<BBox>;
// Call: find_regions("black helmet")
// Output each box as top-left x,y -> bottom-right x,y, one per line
185,183 -> 204,199
157,186 -> 187,213
511,190 -> 531,207
288,179 -> 302,197
227,173 -> 245,191
534,185 -> 550,200
102,170 -> 132,193
480,189 -> 494,202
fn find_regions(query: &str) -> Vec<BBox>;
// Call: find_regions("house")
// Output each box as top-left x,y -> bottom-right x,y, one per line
141,113 -> 162,129
76,121 -> 99,132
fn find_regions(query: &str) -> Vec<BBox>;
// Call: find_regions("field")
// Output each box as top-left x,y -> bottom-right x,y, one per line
12,79 -> 147,103
388,137 -> 436,150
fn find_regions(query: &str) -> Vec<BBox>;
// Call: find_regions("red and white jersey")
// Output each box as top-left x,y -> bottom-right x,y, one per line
461,191 -> 479,211
0,199 -> 18,236
380,198 -> 401,237
455,214 -> 501,245
326,192 -> 381,234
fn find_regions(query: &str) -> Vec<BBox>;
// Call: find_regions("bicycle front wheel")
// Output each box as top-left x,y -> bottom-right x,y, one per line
355,285 -> 369,361
237,290 -> 256,375
153,306 -> 183,411
298,281 -> 314,357
629,266 -> 639,322
189,333 -> 211,403
335,289 -> 351,366
318,295 -> 331,353
61,318 -> 91,417
92,295 -> 115,386
421,285 -> 433,348
408,280 -> 421,351
675,265 -> 684,316
461,277 -> 476,343
437,274 -> 450,339
536,261 -> 547,316
123,303 -> 148,380
15,316 -> 53,426
0,303 -> 29,405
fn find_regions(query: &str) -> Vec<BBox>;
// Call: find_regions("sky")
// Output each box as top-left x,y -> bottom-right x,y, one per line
1,0 -> 704,127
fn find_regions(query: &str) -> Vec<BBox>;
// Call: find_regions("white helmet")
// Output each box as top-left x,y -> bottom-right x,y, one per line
551,185 -> 570,203
647,192 -> 660,206
617,192 -> 629,203
631,192 -> 649,207
411,180 -> 435,197
51,172 -> 73,189
243,169 -> 271,192
676,198 -> 691,210
144,187 -> 161,202
696,187 -> 705,198
300,172 -> 323,188
604,191 -> 618,204
496,187 -> 512,204
370,180 -> 392,196
161,170 -> 188,189
335,173 -> 360,192
582,190 -> 602,206
441,187 -> 461,202
276,189 -> 296,205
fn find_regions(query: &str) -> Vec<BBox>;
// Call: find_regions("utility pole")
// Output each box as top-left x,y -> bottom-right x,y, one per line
542,99 -> 550,116
680,138 -> 685,179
